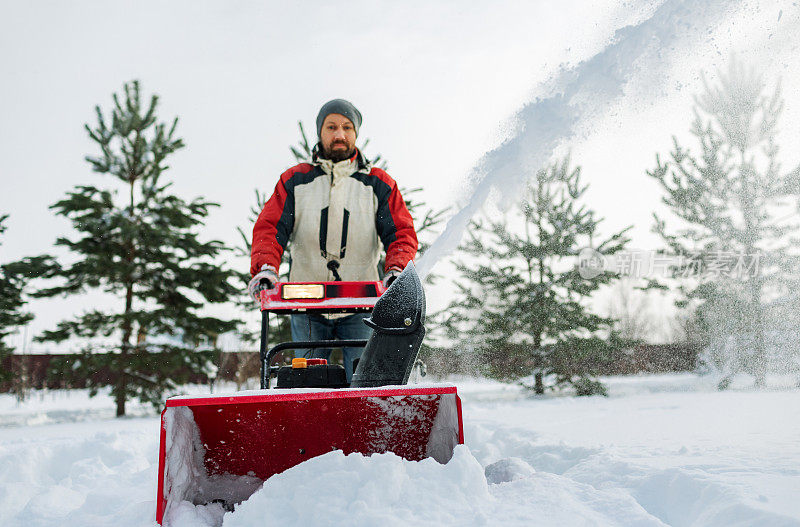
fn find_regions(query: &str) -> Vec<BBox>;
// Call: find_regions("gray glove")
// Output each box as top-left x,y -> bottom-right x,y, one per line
382,268 -> 402,288
248,265 -> 279,301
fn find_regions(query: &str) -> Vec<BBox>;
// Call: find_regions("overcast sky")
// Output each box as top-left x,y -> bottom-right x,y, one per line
1,0 -> 798,350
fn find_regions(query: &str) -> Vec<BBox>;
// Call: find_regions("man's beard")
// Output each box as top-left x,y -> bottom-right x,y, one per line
322,141 -> 355,162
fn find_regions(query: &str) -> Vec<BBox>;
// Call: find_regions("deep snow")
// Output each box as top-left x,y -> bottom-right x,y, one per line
1,375 -> 798,526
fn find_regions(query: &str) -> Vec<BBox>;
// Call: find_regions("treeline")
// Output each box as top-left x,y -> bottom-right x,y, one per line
1,344 -> 700,394
2,58 -> 798,413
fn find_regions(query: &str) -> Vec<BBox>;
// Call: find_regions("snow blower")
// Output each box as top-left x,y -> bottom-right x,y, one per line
155,263 -> 464,524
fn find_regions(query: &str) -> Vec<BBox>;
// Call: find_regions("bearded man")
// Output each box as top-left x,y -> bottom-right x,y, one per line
249,99 -> 418,380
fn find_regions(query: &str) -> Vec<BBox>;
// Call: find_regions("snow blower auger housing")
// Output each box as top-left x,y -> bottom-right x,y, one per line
155,263 -> 464,524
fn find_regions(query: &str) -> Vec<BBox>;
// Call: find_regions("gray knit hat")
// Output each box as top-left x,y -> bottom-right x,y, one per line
316,99 -> 362,138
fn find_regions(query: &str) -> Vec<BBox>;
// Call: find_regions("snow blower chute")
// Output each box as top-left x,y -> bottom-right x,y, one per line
155,263 -> 464,524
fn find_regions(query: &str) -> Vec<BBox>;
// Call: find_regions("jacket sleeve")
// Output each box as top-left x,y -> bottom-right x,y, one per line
250,169 -> 296,277
372,169 -> 418,272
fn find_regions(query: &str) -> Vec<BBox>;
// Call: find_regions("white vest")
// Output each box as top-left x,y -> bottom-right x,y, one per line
288,156 -> 382,283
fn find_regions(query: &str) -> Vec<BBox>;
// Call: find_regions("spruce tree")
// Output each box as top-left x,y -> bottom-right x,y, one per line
0,215 -> 25,383
36,81 -> 238,415
647,60 -> 800,388
442,156 -> 630,394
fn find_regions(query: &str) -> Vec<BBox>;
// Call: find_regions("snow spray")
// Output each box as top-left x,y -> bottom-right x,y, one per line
415,0 -> 736,280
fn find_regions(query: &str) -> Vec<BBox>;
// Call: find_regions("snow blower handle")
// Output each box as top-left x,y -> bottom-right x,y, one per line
256,276 -> 275,359
256,280 -> 386,388
258,289 -> 270,388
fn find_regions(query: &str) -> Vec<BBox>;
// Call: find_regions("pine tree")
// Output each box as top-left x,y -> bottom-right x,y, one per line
442,156 -> 630,395
0,215 -> 54,385
35,81 -> 238,415
0,216 -> 26,383
648,59 -> 800,388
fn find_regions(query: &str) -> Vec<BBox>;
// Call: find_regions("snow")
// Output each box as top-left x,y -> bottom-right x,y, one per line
224,446 -> 490,527
416,0 -> 735,279
161,406 -> 265,523
424,393 -> 460,464
167,382 -> 455,401
1,375 -> 798,526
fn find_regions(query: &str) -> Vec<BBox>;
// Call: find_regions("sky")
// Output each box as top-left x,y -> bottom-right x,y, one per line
1,0 -> 799,351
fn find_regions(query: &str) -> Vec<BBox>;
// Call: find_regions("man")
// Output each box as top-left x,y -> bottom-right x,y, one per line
249,99 -> 418,380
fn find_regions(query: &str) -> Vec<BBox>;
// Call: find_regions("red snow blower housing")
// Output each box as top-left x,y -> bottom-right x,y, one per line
155,263 -> 464,524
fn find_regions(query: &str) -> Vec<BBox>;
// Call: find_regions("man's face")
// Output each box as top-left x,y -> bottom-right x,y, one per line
320,113 -> 357,162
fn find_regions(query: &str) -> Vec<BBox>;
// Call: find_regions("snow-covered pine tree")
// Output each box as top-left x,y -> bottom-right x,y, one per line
648,59 -> 800,388
35,81 -> 238,416
442,156 -> 630,395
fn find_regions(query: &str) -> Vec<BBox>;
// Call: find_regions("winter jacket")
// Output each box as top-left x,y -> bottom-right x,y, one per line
251,148 -> 418,282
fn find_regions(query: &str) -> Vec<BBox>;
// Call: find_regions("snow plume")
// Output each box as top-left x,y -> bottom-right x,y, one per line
415,0 -> 736,279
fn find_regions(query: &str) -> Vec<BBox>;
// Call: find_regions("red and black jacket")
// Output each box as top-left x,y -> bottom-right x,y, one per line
251,149 -> 418,282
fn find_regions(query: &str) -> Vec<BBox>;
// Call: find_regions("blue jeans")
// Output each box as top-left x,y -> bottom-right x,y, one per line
290,313 -> 373,381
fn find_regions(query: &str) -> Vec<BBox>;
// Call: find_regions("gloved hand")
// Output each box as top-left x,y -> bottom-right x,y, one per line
382,267 -> 402,288
248,265 -> 279,301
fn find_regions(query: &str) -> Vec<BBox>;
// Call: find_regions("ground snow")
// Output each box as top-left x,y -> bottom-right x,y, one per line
224,446 -> 489,527
1,374 -> 798,526
0,418 -> 158,526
